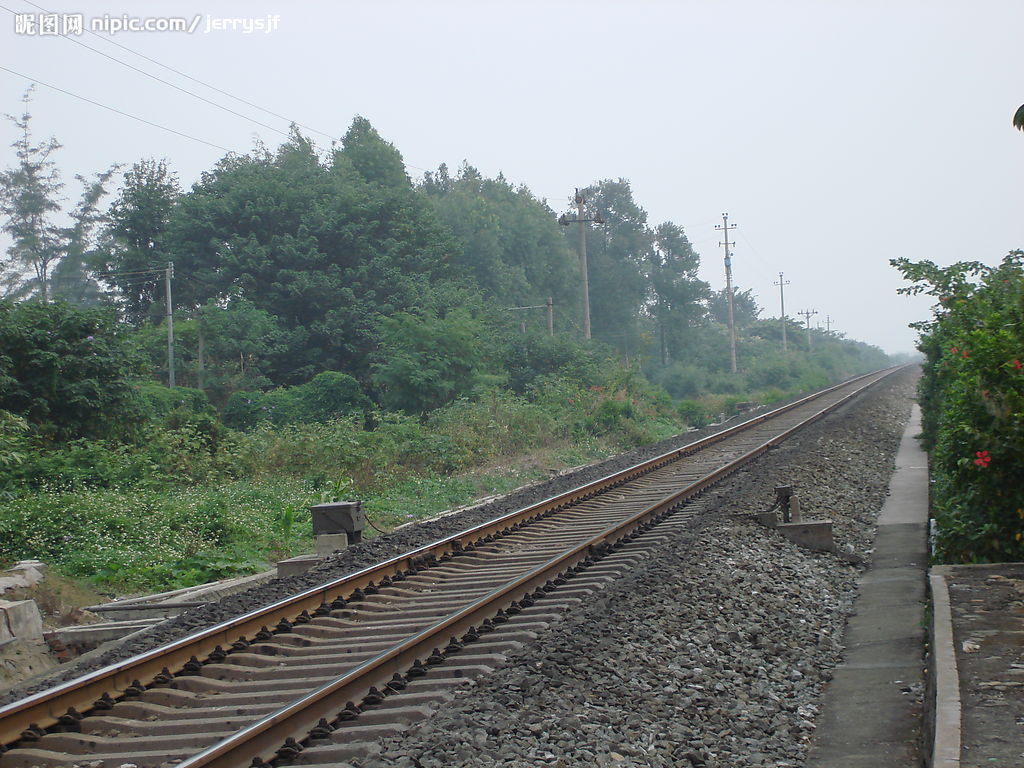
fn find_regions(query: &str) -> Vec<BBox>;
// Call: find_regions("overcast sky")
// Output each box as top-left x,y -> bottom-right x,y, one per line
3,0 -> 1023,355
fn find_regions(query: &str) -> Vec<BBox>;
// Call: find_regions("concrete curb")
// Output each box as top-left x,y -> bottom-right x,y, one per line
929,568 -> 961,768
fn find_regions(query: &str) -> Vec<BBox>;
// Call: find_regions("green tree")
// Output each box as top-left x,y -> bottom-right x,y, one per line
371,306 -> 491,414
0,89 -> 115,304
340,116 -> 410,189
563,180 -> 651,349
708,286 -> 761,328
0,89 -> 64,301
93,159 -> 181,323
423,163 -> 579,323
648,221 -> 710,363
50,167 -> 119,306
0,299 -> 143,441
165,124 -> 458,383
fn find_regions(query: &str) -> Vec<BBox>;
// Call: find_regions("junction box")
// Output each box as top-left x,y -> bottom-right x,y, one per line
310,501 -> 365,545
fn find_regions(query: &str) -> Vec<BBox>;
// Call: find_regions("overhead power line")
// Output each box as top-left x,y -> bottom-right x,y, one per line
17,0 -> 339,143
0,65 -> 231,151
0,2 -> 293,139
8,1 -> 446,174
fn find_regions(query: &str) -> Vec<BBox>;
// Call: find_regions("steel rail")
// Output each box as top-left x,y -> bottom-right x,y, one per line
179,365 -> 901,767
0,366 -> 902,747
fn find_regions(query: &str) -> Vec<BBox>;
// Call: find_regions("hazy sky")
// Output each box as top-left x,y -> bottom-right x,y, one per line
3,0 -> 1023,354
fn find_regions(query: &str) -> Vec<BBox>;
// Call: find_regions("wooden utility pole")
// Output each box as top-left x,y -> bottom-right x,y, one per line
715,213 -> 738,373
165,262 -> 175,388
559,190 -> 603,340
799,308 -> 818,351
774,272 -> 790,353
547,296 -> 554,336
576,191 -> 590,339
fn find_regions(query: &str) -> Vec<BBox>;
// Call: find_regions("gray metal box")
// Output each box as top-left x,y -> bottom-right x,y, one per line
310,501 -> 365,543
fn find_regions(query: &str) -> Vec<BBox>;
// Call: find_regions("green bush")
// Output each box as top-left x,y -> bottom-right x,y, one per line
135,382 -> 213,420
893,251 -> 1024,562
676,399 -> 709,427
0,299 -> 144,441
223,371 -> 369,429
655,362 -> 706,400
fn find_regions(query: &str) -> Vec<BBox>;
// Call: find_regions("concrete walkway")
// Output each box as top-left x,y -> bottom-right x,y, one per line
806,405 -> 929,767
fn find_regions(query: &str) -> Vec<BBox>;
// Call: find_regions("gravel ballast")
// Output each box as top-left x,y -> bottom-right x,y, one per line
345,368 -> 920,768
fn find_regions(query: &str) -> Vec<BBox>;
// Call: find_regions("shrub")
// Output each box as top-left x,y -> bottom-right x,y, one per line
655,362 -> 706,400
135,382 -> 213,420
893,251 -> 1024,562
676,399 -> 709,427
0,299 -> 144,441
224,371 -> 369,430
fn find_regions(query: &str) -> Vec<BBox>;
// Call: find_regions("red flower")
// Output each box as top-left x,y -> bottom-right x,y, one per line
950,346 -> 958,353
1013,359 -> 1022,371
973,450 -> 991,468
961,350 -> 969,359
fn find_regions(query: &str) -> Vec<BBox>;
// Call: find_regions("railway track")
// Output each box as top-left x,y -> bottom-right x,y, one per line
0,367 -> 902,768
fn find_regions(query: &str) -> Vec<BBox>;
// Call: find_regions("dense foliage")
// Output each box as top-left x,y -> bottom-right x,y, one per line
892,251 -> 1024,562
0,300 -> 142,441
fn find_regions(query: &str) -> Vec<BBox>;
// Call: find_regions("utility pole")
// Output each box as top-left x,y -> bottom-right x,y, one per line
774,272 -> 790,353
798,308 -> 818,351
715,213 -> 738,373
559,190 -> 604,340
165,261 -> 175,388
825,314 -> 833,334
547,296 -> 554,336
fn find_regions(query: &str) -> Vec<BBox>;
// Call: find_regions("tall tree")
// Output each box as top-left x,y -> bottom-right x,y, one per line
423,163 -> 579,323
648,221 -> 709,362
165,121 -> 458,383
0,88 -> 63,301
563,179 -> 651,349
340,116 -> 410,189
708,286 -> 761,327
93,159 -> 181,323
51,168 -> 119,306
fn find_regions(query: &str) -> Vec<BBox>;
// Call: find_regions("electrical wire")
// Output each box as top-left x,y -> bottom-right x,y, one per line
0,65 -> 231,152
5,0 -> 438,174
0,3 -> 293,140
17,0 -> 339,143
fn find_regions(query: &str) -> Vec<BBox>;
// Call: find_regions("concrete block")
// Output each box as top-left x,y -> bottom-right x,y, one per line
315,532 -> 349,556
778,520 -> 834,552
754,512 -> 778,528
0,599 -> 44,644
276,554 -> 325,579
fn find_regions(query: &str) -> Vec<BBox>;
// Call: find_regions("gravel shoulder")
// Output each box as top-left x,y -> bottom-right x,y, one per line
350,368 -> 919,768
